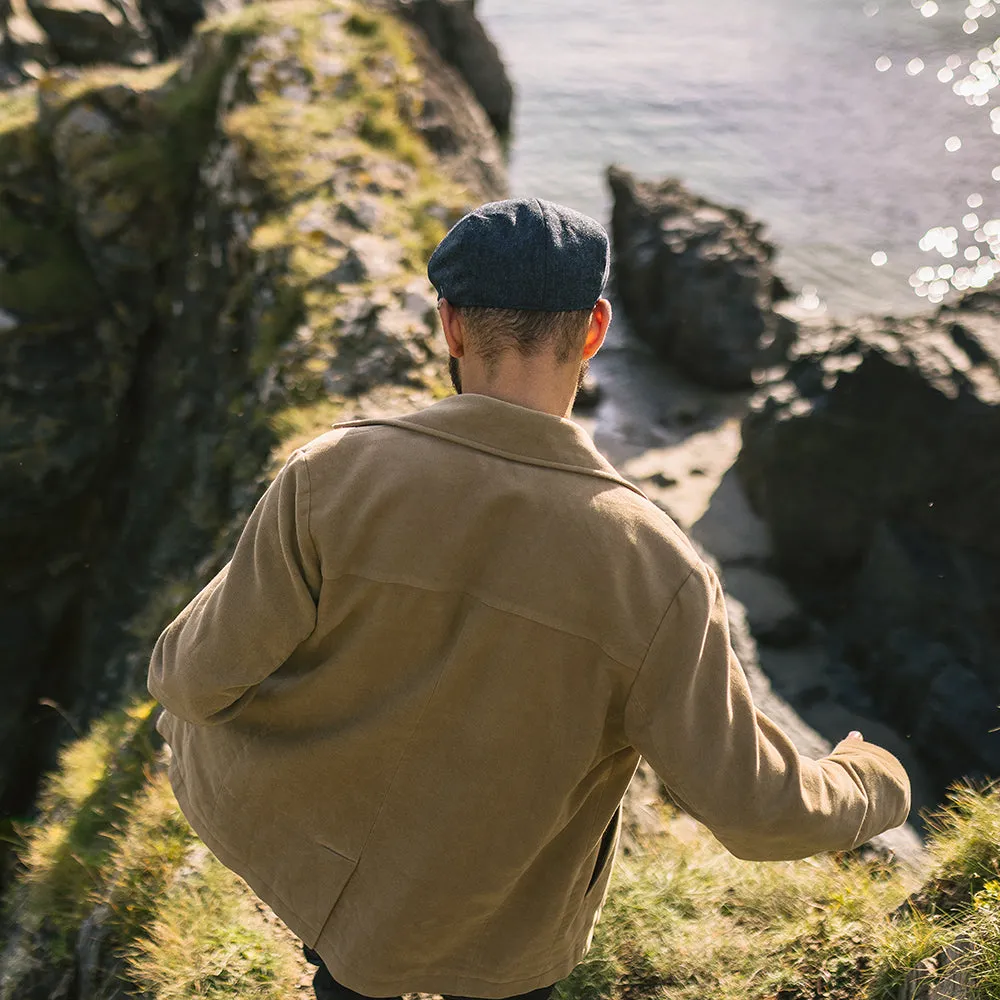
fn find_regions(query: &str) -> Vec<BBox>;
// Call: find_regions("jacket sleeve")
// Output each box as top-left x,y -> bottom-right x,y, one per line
623,559 -> 911,861
147,448 -> 321,726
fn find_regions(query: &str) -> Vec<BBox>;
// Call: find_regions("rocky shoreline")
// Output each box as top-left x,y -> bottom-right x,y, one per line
605,166 -> 999,819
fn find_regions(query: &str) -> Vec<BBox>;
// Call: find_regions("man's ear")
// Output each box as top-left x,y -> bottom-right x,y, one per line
582,298 -> 611,360
438,300 -> 465,358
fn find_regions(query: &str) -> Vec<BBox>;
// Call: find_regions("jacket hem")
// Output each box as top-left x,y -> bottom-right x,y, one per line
313,940 -> 583,1000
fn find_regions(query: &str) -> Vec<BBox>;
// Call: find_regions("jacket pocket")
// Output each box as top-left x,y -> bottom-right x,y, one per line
295,842 -> 360,950
586,804 -> 622,896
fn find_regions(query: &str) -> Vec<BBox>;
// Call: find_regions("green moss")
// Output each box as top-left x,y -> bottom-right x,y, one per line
251,281 -> 305,377
345,10 -> 381,37
0,85 -> 37,137
0,230 -> 105,323
38,62 -> 178,108
270,396 -> 347,446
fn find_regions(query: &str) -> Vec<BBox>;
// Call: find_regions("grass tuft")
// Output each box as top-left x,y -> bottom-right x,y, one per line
11,701 -> 159,954
127,851 -> 301,1000
556,808 -> 920,1000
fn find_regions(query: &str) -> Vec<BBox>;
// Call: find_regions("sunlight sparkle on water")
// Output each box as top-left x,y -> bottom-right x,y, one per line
886,6 -> 1000,302
794,285 -> 825,313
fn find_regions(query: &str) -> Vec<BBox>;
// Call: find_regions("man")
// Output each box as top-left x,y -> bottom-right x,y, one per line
148,198 -> 911,1000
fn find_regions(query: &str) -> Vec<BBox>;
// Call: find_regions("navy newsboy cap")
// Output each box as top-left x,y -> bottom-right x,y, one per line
427,198 -> 610,311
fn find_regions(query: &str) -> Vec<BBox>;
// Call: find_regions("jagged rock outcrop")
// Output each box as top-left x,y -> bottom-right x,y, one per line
393,0 -> 513,137
607,164 -> 795,389
737,292 -> 1000,792
0,0 -> 505,830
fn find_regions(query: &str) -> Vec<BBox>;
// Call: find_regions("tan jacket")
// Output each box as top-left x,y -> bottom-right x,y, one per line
148,393 -> 911,999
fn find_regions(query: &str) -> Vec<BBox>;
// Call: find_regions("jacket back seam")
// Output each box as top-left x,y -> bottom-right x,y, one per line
322,568 -> 643,673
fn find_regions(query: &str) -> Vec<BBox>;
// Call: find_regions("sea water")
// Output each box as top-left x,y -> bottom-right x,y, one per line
479,0 -> 1000,318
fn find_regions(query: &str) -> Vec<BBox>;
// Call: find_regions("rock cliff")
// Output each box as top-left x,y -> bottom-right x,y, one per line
393,0 -> 512,137
737,293 -> 1000,792
0,0 -> 504,838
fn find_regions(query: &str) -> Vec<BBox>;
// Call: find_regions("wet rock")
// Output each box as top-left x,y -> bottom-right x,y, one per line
721,565 -> 810,647
737,292 -> 1000,792
725,592 -> 926,867
394,0 -> 513,136
607,164 -> 796,389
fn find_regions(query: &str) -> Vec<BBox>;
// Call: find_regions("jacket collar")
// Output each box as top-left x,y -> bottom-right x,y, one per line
332,393 -> 649,501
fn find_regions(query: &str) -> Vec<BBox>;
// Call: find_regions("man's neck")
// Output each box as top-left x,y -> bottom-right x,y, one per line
461,385 -> 574,420
457,359 -> 578,419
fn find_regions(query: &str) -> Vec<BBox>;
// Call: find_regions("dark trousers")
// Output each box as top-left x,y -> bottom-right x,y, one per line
304,947 -> 556,1000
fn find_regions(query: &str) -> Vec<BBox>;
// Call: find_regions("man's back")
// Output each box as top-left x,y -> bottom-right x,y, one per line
151,393 -> 694,995
150,392 -> 910,1000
